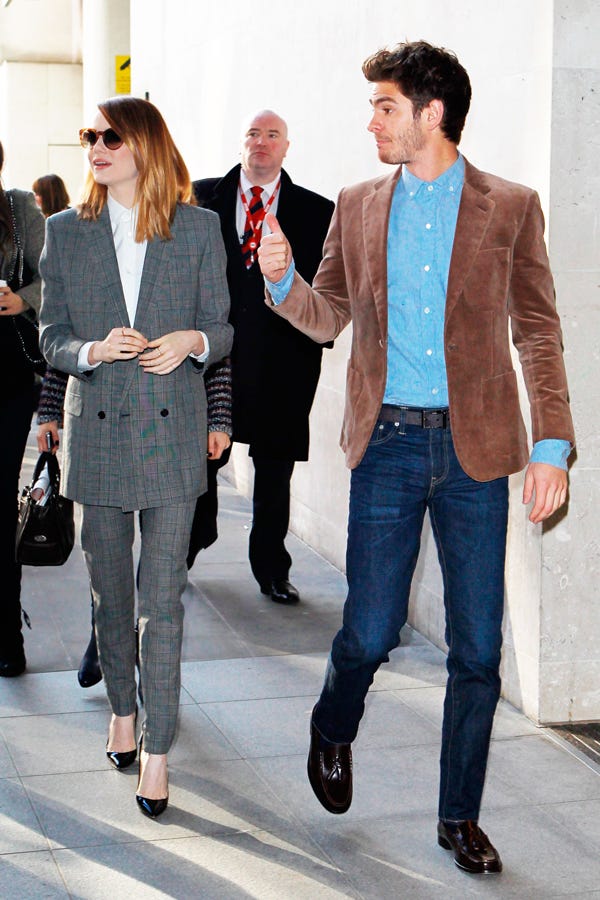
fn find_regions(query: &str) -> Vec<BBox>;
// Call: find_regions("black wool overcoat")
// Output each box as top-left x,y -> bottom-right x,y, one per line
193,165 -> 334,461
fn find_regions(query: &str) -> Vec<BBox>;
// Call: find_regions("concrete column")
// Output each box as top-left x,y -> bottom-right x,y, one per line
81,0 -> 130,118
536,0 -> 600,723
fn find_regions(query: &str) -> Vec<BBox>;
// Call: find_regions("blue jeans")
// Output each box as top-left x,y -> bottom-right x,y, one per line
313,411 -> 509,821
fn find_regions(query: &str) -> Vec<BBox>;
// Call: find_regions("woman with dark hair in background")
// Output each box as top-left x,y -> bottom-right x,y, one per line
0,141 -> 45,678
39,97 -> 232,817
32,173 -> 70,218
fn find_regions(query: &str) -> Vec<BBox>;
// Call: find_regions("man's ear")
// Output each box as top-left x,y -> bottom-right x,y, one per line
423,98 -> 444,131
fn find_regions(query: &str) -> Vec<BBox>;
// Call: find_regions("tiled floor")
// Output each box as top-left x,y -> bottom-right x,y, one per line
2,436 -> 600,898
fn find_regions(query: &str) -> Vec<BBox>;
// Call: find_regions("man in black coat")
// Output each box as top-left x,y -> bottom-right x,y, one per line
193,110 -> 334,604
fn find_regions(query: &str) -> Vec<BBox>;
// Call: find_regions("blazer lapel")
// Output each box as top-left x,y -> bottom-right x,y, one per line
90,207 -> 129,326
133,235 -> 170,335
445,164 -> 495,318
362,168 -> 401,339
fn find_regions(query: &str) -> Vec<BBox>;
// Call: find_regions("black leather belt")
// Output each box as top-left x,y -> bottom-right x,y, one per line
380,405 -> 450,429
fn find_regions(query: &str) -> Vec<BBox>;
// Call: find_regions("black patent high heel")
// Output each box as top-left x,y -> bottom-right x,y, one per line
136,736 -> 168,819
78,627 -> 102,688
106,708 -> 138,770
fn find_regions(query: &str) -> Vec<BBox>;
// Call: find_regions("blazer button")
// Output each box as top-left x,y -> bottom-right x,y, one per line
447,344 -> 458,352
160,408 -> 169,417
98,411 -> 106,419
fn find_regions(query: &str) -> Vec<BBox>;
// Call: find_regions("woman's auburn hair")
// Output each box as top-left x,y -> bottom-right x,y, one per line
78,96 -> 195,241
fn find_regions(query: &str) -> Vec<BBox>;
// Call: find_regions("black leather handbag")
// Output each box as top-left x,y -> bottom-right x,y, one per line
15,449 -> 75,566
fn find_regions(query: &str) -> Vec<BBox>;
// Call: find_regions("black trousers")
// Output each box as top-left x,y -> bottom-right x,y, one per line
186,450 -> 295,588
249,456 -> 295,589
0,385 -> 37,656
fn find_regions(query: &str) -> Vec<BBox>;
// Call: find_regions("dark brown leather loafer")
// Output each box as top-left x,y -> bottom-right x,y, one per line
437,819 -> 502,874
307,718 -> 352,814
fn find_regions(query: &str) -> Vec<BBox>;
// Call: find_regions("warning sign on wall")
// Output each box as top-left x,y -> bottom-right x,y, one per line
115,56 -> 131,94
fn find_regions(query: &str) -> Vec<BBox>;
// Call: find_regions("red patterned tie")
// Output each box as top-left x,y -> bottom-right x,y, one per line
241,186 -> 264,269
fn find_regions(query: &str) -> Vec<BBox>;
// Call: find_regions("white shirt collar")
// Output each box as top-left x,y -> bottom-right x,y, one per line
239,169 -> 281,198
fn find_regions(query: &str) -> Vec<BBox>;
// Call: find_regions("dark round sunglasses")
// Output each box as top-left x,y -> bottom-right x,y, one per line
79,128 -> 123,151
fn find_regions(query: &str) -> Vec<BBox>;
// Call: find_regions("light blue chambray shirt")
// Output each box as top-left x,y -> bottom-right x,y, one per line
267,156 -> 570,470
384,154 -> 463,408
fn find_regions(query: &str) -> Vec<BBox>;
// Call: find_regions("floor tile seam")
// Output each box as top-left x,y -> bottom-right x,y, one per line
380,682 -> 446,696
44,824 -> 278,856
543,725 -> 600,776
531,796 -> 600,836
3,766 -> 56,856
180,650 -> 329,666
0,844 -> 60,859
18,766 -> 135,781
193,591 -> 264,659
188,683 -> 445,707
193,690 -> 324,708
240,755 -> 363,899
217,736 -> 445,764
0,706 -> 110,721
484,768 -> 600,810
389,687 -> 445,731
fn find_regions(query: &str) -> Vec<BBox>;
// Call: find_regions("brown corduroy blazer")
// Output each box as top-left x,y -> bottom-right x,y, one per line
267,158 -> 574,481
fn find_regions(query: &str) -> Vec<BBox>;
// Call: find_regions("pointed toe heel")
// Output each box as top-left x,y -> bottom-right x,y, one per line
106,747 -> 137,770
78,629 -> 102,688
135,793 -> 168,819
106,708 -> 138,770
136,736 -> 169,819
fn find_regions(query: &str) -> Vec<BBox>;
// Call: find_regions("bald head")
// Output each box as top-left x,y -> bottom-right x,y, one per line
240,110 -> 290,184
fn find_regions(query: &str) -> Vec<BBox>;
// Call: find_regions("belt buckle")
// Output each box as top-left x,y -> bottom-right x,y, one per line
423,410 -> 445,429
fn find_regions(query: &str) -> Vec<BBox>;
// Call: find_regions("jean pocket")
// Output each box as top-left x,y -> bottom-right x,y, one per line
368,419 -> 398,446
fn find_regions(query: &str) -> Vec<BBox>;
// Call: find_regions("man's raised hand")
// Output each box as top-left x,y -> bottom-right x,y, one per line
258,213 -> 292,282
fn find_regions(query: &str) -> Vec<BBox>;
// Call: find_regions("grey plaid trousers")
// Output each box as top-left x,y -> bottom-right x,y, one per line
81,500 -> 196,754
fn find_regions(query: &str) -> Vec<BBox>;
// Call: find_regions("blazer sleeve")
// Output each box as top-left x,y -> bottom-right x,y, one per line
508,191 -> 575,446
266,187 -> 352,343
39,215 -> 91,379
194,211 -> 233,366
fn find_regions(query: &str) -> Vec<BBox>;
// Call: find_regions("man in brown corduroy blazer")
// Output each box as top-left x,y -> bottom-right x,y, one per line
259,41 -> 574,876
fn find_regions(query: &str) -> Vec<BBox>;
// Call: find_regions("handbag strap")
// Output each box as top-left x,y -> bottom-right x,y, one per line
31,450 -> 61,495
6,192 -> 45,367
6,192 -> 24,289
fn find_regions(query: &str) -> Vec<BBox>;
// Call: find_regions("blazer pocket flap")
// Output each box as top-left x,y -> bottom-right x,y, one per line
64,391 -> 83,417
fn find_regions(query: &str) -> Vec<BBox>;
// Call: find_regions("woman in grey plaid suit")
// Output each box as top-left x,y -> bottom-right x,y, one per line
39,97 -> 232,819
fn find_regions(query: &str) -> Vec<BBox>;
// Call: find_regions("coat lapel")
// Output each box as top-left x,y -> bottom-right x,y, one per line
445,162 -> 495,318
133,234 -> 171,334
362,168 -> 401,339
208,166 -> 244,270
89,206 -> 129,326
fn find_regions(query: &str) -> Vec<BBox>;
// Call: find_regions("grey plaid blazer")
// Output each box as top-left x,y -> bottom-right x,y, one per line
38,203 -> 232,511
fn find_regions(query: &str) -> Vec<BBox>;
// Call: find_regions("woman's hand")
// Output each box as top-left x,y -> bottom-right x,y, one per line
88,327 -> 148,364
207,431 -> 231,460
37,422 -> 60,453
0,284 -> 27,316
138,330 -> 205,375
